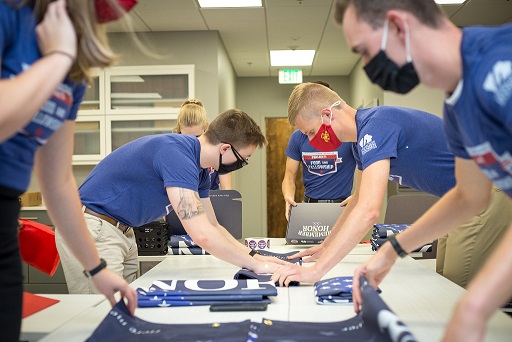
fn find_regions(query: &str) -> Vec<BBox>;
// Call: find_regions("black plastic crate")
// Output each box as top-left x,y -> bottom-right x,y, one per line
134,221 -> 169,256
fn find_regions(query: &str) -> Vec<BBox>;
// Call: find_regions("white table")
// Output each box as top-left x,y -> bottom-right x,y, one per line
20,294 -> 104,341
40,239 -> 512,341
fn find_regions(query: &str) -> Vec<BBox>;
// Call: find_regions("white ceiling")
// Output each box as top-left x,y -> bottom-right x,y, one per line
106,0 -> 512,77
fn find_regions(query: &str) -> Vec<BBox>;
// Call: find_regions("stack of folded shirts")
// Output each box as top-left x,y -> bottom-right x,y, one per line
137,279 -> 277,307
371,224 -> 433,253
168,235 -> 209,255
314,276 -> 381,305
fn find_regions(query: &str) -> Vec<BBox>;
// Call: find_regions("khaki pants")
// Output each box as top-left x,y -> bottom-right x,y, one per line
56,213 -> 138,294
436,188 -> 512,288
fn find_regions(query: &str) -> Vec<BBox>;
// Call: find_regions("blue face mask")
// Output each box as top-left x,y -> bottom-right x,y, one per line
364,20 -> 419,94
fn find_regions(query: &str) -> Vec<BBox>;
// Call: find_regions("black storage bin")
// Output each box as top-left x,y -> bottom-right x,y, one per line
134,221 -> 169,256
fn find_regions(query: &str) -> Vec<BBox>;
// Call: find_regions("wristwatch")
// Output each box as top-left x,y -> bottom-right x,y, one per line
387,235 -> 407,258
83,258 -> 107,278
249,249 -> 259,257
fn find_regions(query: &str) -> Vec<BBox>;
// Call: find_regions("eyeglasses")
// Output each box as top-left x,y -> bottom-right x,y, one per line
230,145 -> 249,166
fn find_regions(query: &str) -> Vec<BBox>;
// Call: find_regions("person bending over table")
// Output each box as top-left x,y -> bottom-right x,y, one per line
56,109 -> 286,294
271,83 -> 511,293
335,1 -> 512,340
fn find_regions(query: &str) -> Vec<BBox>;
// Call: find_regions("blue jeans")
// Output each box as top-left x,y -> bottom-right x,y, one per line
0,185 -> 23,342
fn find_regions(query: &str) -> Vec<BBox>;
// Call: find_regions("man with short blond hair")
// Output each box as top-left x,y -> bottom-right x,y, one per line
272,82 -> 511,298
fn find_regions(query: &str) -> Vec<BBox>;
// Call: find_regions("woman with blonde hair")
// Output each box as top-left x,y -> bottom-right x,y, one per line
175,99 -> 232,190
0,1 -> 137,339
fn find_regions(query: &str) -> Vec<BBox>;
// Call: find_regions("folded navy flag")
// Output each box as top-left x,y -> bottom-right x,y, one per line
314,276 -> 381,305
87,300 -> 253,342
371,224 -> 432,254
168,235 -> 198,248
168,247 -> 209,255
373,224 -> 410,238
167,235 -> 210,255
136,279 -> 277,308
252,276 -> 416,342
371,238 -> 432,253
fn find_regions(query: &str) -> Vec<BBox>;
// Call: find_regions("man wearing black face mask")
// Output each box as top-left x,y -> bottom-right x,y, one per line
336,1 -> 512,340
56,109 -> 287,294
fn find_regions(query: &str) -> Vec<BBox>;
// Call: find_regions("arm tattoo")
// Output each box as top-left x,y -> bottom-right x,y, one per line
177,188 -> 205,220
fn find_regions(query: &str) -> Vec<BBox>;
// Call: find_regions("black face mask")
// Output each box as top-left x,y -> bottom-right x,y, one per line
218,145 -> 248,175
364,19 -> 419,94
364,51 -> 419,94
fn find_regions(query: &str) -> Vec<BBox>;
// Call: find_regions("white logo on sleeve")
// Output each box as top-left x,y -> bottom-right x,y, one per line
359,134 -> 377,155
483,60 -> 512,107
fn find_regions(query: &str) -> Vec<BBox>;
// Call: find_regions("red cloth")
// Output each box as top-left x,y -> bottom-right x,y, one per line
95,0 -> 138,23
22,292 -> 60,318
18,219 -> 60,276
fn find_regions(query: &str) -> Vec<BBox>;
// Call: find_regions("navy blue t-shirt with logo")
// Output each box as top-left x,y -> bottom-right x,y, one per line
285,129 -> 356,200
443,24 -> 512,198
352,106 -> 455,197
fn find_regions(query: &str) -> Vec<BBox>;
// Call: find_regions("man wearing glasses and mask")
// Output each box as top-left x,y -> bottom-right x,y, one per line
56,109 -> 285,294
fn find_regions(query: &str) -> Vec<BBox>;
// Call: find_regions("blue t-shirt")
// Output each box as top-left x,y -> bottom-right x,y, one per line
0,3 -> 85,192
285,130 -> 355,200
352,107 -> 455,197
209,168 -> 220,190
443,25 -> 512,198
80,134 -> 211,227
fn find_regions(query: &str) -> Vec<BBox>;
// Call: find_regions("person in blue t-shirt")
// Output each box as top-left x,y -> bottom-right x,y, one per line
271,83 -> 510,292
56,109 -> 286,294
164,99 -> 233,234
282,81 -> 355,220
0,1 -> 138,340
282,130 -> 355,219
336,1 -> 512,340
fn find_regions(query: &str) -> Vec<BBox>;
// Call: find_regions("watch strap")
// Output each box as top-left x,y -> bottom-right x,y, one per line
387,235 -> 407,258
249,249 -> 259,257
83,258 -> 107,278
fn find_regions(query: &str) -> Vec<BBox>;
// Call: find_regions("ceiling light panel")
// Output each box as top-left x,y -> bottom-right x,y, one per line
198,0 -> 262,8
270,50 -> 316,67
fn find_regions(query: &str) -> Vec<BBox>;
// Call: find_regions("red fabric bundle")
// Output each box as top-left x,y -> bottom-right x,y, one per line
95,0 -> 138,23
19,219 -> 60,276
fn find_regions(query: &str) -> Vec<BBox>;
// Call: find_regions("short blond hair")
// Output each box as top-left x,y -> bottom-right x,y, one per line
288,83 -> 344,126
175,99 -> 208,133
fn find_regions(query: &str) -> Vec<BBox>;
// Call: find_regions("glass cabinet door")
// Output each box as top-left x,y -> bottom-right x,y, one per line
106,65 -> 194,115
73,116 -> 105,164
107,115 -> 177,152
78,68 -> 104,114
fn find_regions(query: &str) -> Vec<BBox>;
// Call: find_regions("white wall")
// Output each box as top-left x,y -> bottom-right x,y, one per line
107,31 -> 223,121
217,40 -> 237,113
349,59 -> 384,109
383,85 -> 446,117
